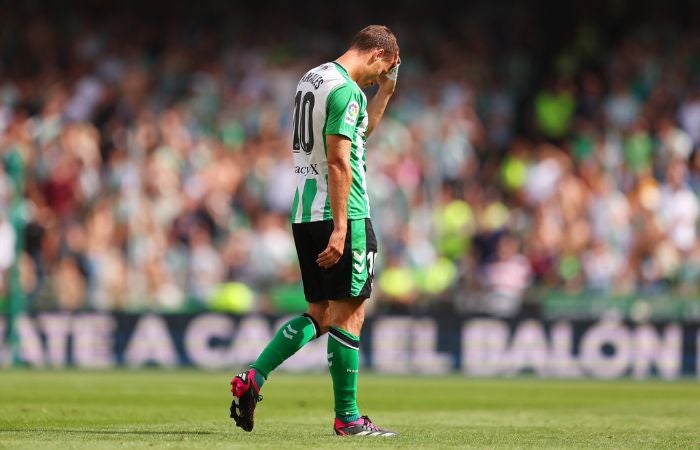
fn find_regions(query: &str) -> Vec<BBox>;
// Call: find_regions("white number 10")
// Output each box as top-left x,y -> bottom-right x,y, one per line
367,251 -> 376,277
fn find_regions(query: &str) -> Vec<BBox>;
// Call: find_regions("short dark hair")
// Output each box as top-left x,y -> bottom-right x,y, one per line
350,25 -> 399,59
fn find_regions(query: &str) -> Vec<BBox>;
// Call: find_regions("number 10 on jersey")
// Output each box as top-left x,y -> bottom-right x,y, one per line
293,91 -> 315,154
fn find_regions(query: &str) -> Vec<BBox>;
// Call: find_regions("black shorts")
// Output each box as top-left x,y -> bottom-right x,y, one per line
292,218 -> 377,302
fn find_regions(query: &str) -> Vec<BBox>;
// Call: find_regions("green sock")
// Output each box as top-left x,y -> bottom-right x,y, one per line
327,326 -> 361,423
250,314 -> 320,389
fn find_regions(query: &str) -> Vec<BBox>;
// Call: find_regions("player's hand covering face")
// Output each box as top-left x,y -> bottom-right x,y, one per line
376,55 -> 400,94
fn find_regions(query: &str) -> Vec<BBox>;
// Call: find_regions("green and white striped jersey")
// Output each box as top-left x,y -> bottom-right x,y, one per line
290,62 -> 370,224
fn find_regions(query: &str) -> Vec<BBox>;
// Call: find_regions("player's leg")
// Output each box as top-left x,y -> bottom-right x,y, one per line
324,218 -> 395,436
327,297 -> 395,436
230,221 -> 330,432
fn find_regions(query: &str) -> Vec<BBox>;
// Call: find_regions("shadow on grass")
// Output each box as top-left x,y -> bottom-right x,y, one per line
0,429 -> 217,435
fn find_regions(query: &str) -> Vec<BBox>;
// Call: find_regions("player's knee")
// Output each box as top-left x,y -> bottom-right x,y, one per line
314,313 -> 331,335
329,297 -> 366,335
351,306 -> 365,328
306,303 -> 330,336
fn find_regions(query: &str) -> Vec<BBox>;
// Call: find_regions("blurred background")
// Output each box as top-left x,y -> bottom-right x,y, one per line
2,0 -> 700,372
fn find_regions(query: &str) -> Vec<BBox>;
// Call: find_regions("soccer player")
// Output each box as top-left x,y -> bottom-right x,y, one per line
229,25 -> 400,437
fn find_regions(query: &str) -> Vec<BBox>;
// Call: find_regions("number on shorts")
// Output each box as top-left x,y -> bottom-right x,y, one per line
367,251 -> 376,277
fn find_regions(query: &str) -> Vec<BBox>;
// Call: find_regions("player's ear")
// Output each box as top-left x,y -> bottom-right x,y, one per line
373,48 -> 385,62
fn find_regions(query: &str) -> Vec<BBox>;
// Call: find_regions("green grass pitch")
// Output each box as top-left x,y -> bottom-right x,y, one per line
0,371 -> 698,449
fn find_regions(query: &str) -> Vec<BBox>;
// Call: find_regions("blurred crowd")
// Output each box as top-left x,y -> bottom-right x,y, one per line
2,2 -> 700,315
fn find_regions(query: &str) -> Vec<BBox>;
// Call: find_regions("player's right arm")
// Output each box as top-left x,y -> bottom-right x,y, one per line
316,135 -> 351,269
316,84 -> 359,269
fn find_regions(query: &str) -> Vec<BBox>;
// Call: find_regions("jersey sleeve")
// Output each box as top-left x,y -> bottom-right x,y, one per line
325,84 -> 363,140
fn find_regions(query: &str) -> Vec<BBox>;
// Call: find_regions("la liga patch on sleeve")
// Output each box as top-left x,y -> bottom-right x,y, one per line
344,101 -> 359,125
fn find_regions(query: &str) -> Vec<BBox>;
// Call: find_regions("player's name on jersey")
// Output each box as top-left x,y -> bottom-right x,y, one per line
300,71 -> 324,90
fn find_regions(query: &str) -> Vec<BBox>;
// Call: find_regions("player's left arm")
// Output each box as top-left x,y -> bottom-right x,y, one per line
366,55 -> 400,137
